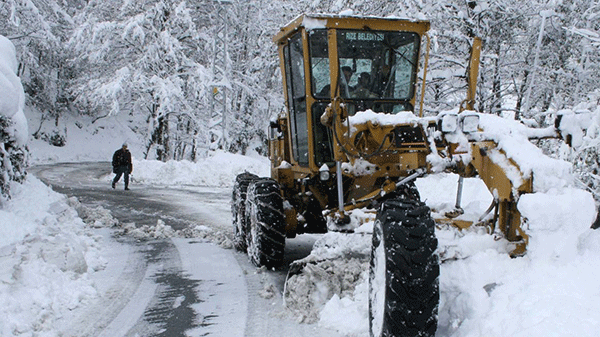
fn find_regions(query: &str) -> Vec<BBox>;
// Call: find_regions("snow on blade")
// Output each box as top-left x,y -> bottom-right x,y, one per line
477,113 -> 572,192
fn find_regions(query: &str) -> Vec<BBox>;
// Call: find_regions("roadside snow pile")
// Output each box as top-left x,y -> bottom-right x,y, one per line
0,35 -> 117,336
69,197 -> 120,229
132,150 -> 270,187
284,231 -> 371,324
116,220 -> 233,248
0,35 -> 28,197
286,173 -> 600,337
0,177 -> 118,336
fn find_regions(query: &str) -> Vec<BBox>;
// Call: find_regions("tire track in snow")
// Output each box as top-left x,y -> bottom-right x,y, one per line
60,237 -> 149,336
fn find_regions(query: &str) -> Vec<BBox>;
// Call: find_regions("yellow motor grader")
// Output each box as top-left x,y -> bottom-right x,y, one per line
232,13 -> 563,337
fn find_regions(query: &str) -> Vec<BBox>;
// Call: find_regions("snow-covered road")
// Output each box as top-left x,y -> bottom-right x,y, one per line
25,157 -> 600,337
30,162 -> 342,337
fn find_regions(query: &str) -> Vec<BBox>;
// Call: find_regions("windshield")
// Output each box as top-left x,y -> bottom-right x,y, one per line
337,30 -> 420,101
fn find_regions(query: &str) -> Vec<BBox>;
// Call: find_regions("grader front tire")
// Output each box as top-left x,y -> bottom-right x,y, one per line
369,197 -> 439,337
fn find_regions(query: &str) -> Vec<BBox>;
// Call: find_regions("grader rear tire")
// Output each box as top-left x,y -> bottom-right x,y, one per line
369,197 -> 439,337
245,178 -> 286,268
232,172 -> 258,252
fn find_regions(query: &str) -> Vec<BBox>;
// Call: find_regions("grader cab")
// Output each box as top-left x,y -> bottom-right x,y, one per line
232,14 -> 564,337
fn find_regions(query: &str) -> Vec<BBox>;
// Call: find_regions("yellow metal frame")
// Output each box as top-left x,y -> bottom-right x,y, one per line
272,14 -> 431,175
461,37 -> 482,112
273,14 -> 430,44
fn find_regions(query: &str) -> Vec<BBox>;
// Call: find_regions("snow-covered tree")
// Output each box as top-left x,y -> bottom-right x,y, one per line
69,0 -> 212,160
557,2 -> 600,200
225,0 -> 294,154
0,0 -> 79,146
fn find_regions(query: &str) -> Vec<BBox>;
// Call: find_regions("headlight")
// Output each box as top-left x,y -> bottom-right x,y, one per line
439,113 -> 458,133
319,164 -> 330,181
460,113 -> 479,133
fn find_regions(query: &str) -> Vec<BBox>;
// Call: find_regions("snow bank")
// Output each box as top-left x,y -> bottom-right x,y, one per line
0,178 -> 70,248
437,186 -> 599,337
0,177 -> 118,336
0,35 -> 28,146
0,35 -> 113,336
4,146 -> 263,334
132,150 -> 270,187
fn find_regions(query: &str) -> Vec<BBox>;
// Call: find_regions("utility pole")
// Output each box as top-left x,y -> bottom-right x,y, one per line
209,0 -> 232,150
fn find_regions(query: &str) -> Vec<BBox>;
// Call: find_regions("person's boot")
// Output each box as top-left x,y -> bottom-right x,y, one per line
112,181 -> 115,189
124,185 -> 129,191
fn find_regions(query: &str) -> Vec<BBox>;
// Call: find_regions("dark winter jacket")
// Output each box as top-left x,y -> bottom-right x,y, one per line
112,148 -> 132,173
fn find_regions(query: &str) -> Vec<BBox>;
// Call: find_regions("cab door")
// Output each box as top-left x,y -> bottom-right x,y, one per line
283,33 -> 309,167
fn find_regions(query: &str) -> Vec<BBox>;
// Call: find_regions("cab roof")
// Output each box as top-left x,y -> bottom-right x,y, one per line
273,13 -> 431,44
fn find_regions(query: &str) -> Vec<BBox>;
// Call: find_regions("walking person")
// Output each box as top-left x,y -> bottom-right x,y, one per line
112,142 -> 133,190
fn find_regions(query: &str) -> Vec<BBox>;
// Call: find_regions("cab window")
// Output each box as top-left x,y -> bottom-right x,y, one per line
284,34 -> 309,166
309,29 -> 330,99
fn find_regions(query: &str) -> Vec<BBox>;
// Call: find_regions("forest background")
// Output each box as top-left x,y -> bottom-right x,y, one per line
2,0 -> 600,201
